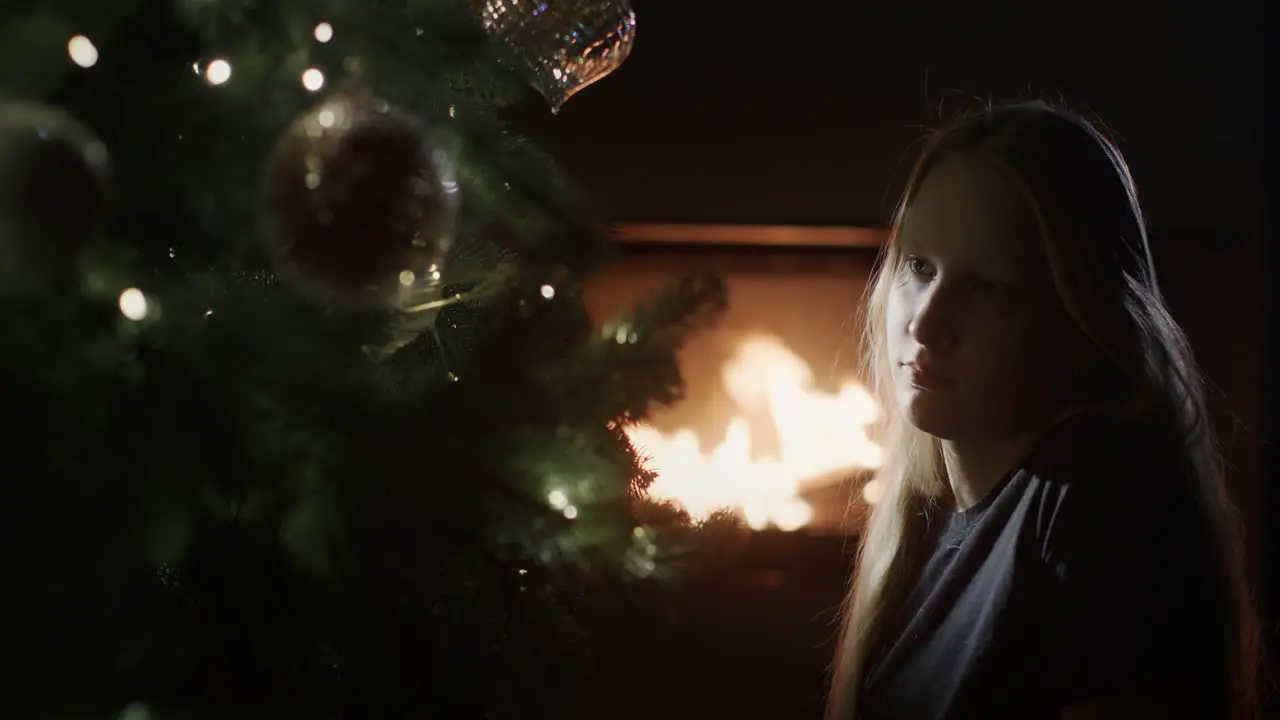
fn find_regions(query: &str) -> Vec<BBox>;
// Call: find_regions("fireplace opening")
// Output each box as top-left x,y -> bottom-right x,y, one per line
583,229 -> 887,535
624,332 -> 883,530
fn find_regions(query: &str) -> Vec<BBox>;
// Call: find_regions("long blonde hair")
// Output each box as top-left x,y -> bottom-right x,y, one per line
826,101 -> 1263,719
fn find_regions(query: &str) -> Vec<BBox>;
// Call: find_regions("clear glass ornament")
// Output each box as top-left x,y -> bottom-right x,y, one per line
475,0 -> 637,114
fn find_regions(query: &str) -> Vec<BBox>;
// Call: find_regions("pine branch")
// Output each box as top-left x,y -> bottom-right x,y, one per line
543,269 -> 730,425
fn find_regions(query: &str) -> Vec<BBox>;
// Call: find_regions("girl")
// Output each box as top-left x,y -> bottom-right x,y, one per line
826,102 -> 1263,719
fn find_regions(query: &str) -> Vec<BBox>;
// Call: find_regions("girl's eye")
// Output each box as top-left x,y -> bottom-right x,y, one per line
904,256 -> 934,279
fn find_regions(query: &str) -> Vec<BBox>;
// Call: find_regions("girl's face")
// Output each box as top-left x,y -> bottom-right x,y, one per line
885,157 -> 1091,445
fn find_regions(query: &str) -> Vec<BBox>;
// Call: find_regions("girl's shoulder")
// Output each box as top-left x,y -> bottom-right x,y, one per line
1021,411 -> 1200,562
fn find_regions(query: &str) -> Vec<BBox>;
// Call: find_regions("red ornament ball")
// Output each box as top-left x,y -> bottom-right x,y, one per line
261,94 -> 459,307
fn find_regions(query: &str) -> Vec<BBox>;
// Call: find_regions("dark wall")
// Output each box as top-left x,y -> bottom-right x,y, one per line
513,0 -> 1250,238
1250,0 -> 1278,705
1153,238 -> 1268,561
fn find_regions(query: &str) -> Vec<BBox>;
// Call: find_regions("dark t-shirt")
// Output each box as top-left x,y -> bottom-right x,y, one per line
859,416 -> 1226,719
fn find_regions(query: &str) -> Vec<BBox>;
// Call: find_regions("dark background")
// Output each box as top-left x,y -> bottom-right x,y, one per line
507,1 -> 1275,717
516,0 -> 1253,235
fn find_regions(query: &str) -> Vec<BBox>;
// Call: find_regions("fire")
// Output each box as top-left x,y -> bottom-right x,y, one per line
627,333 -> 884,531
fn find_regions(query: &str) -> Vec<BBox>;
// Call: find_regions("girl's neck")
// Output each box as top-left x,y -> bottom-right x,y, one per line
941,406 -> 1094,511
940,425 -> 1052,511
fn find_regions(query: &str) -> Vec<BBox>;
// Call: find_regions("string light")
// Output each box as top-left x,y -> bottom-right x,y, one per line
204,59 -> 232,85
313,22 -> 334,43
547,489 -> 568,509
539,284 -> 555,299
301,68 -> 325,92
118,288 -> 148,321
67,35 -> 98,68
608,322 -> 637,344
546,489 -> 577,519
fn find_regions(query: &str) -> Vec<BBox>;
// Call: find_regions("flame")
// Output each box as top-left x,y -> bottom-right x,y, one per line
628,334 -> 884,531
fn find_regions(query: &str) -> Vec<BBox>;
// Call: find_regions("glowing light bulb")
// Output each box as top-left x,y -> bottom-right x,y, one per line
540,284 -> 555,299
314,22 -> 334,43
547,489 -> 568,509
67,35 -> 98,68
118,288 -> 148,321
301,68 -> 325,92
204,59 -> 232,85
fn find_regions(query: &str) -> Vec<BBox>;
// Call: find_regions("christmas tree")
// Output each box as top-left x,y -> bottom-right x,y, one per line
0,1 -> 732,717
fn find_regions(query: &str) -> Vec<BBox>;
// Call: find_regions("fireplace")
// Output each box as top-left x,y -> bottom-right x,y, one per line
583,224 -> 888,535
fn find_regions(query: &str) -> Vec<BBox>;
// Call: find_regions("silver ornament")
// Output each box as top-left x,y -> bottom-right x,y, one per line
476,0 -> 637,114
